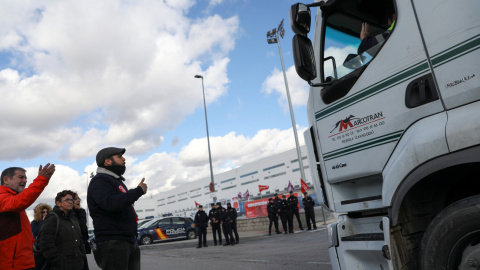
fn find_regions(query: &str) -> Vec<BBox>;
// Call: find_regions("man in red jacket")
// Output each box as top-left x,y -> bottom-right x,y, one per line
0,163 -> 56,270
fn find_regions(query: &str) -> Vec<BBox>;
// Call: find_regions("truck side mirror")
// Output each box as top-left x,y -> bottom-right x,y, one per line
290,3 -> 311,35
292,34 -> 316,81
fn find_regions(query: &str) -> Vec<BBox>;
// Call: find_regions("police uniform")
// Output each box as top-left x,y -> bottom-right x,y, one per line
194,206 -> 209,248
287,192 -> 304,230
219,205 -> 235,246
281,195 -> 293,233
226,203 -> 239,244
267,199 -> 280,235
209,203 -> 222,246
302,192 -> 317,230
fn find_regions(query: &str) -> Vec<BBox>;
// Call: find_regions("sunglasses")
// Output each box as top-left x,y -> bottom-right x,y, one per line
42,211 -> 48,213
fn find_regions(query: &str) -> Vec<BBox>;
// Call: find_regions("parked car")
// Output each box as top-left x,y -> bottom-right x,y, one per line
137,216 -> 198,245
137,218 -> 153,228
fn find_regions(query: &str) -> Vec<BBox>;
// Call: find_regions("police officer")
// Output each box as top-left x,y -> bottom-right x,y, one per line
226,202 -> 239,244
267,198 -> 280,236
302,191 -> 317,230
219,203 -> 235,246
194,205 -> 209,248
282,194 -> 294,233
287,191 -> 304,230
208,203 -> 222,246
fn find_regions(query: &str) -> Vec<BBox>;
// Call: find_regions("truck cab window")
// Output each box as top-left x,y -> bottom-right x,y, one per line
322,1 -> 395,82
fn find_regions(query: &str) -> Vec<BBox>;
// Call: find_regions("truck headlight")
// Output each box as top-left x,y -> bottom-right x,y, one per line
327,223 -> 339,248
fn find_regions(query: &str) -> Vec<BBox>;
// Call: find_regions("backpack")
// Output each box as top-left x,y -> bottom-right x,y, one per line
33,211 -> 60,270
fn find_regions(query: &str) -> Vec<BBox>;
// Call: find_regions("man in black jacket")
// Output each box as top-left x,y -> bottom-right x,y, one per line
219,203 -> 235,246
208,203 -> 222,246
267,198 -> 280,236
302,191 -> 317,230
287,191 -> 304,230
281,195 -> 293,233
194,205 -> 208,248
87,147 -> 147,270
226,202 -> 239,244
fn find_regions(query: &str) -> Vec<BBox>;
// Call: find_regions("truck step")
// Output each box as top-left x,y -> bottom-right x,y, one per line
341,233 -> 384,241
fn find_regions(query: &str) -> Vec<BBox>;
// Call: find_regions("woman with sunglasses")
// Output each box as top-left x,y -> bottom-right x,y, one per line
31,203 -> 52,240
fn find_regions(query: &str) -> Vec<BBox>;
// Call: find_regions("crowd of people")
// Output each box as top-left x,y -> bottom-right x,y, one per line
193,190 -> 318,249
267,191 -> 317,236
0,146 -> 147,270
0,145 -> 319,270
194,202 -> 240,248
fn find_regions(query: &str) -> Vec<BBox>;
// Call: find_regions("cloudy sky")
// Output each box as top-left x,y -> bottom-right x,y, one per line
0,0 -> 325,215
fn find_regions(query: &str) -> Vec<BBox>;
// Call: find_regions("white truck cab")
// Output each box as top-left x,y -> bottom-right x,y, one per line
289,0 -> 480,269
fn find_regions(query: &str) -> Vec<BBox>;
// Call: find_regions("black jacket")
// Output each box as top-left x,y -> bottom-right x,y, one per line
225,207 -> 237,223
267,202 -> 277,218
218,206 -> 228,222
287,195 -> 299,211
87,167 -> 144,243
281,199 -> 291,214
39,206 -> 85,270
209,208 -> 221,225
31,220 -> 42,240
273,198 -> 282,214
194,210 -> 209,229
302,196 -> 315,210
73,208 -> 91,254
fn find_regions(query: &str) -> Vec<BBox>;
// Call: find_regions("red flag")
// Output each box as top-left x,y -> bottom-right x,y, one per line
300,179 -> 309,194
258,185 -> 269,192
195,201 -> 199,207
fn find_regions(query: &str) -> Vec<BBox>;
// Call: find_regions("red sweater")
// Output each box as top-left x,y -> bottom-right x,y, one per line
0,175 -> 49,269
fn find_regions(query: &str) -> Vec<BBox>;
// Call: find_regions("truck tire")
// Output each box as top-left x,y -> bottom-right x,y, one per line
421,195 -> 480,270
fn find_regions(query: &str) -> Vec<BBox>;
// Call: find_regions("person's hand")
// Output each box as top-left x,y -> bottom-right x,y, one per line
138,178 -> 147,194
360,22 -> 370,40
38,163 -> 55,179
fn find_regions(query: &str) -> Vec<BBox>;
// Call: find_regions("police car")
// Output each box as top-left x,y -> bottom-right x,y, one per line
137,216 -> 198,245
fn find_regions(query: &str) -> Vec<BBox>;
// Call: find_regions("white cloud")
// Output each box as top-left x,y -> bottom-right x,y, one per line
0,0 -> 238,161
261,65 -> 309,111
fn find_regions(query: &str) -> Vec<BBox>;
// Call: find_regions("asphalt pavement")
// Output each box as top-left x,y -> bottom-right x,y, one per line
86,224 -> 333,270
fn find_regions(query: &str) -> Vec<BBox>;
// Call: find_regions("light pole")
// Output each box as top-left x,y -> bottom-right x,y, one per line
267,19 -> 327,224
267,19 -> 306,182
194,75 -> 215,191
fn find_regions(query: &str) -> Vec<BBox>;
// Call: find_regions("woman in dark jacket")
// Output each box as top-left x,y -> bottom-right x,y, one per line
39,190 -> 86,270
72,192 -> 90,270
31,203 -> 52,240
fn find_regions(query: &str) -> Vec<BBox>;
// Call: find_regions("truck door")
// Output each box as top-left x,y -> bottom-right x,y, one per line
411,0 -> 480,110
411,0 -> 480,153
311,0 -> 447,211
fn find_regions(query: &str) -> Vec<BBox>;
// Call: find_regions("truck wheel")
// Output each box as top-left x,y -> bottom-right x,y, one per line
421,195 -> 480,270
187,230 -> 197,240
141,235 -> 152,245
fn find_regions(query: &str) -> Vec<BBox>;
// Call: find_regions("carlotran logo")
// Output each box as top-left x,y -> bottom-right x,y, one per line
330,115 -> 359,133
330,112 -> 384,134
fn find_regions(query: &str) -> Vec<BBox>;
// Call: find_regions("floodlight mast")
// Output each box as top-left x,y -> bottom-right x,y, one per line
266,19 -> 306,183
194,75 -> 215,191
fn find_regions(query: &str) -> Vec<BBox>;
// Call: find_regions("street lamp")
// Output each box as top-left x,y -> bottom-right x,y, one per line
267,19 -> 327,224
266,19 -> 306,182
194,75 -> 215,191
